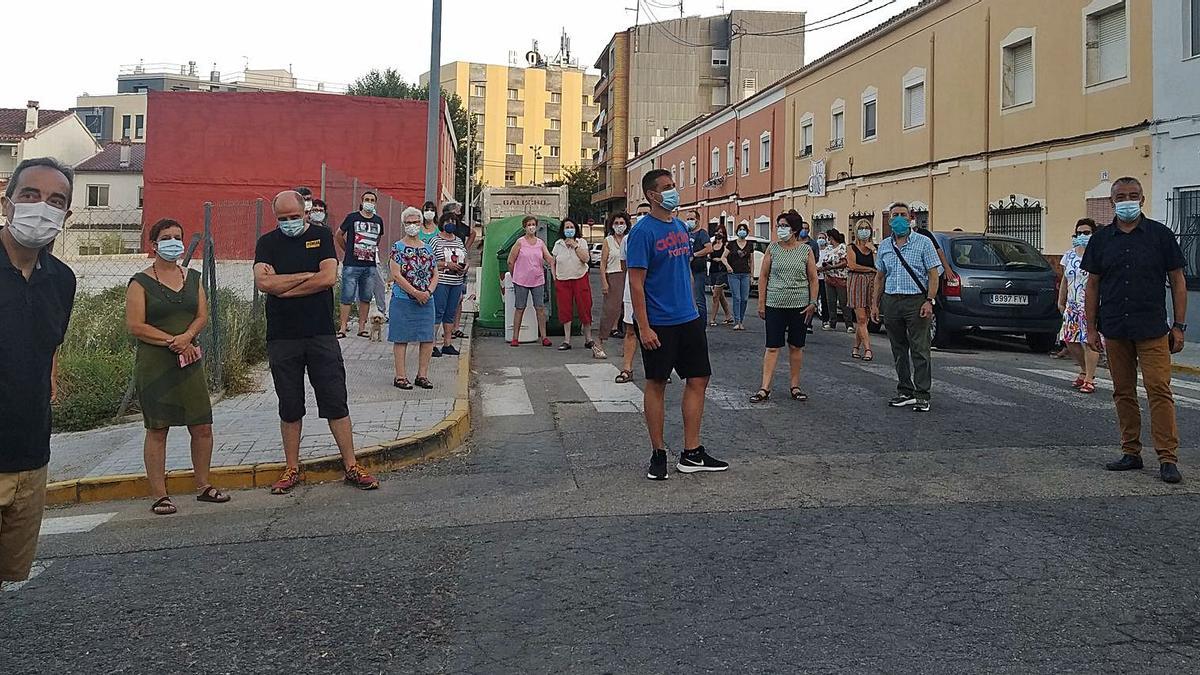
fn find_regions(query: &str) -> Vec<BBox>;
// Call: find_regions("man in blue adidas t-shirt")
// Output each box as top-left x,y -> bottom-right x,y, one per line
627,168 -> 729,481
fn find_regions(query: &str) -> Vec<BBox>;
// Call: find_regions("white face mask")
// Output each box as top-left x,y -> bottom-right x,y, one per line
404,223 -> 422,237
303,199 -> 313,212
613,223 -> 627,235
525,225 -> 538,235
309,211 -> 326,224
6,201 -> 66,249
423,210 -> 436,221
776,226 -> 793,241
362,201 -> 376,214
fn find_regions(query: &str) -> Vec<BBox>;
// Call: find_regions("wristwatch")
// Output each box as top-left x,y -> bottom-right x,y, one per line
925,297 -> 936,306
1174,322 -> 1188,332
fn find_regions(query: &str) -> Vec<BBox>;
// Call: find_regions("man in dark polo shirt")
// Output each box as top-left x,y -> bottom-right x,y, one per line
0,157 -> 77,583
1082,176 -> 1188,483
254,190 -> 379,494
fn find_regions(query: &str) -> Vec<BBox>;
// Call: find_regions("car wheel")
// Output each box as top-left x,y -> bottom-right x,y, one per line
1026,332 -> 1055,353
930,309 -> 956,348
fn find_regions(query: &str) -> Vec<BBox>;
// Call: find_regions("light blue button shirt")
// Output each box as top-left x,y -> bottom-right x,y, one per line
876,234 -> 942,295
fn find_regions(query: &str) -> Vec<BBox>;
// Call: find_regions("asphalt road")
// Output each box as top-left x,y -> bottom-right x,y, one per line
6,272 -> 1200,674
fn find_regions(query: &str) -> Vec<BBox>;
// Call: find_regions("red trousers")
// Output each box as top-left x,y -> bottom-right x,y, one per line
556,276 -> 592,325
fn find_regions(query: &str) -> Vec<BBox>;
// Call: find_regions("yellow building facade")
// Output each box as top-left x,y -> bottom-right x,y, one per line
426,62 -> 600,189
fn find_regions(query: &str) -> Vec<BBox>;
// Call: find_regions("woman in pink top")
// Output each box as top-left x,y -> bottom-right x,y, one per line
504,215 -> 556,346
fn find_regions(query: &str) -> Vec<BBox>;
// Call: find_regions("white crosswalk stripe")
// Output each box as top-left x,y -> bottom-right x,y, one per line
946,366 -> 1109,409
481,367 -> 535,417
39,512 -> 117,536
1022,368 -> 1200,411
564,363 -> 643,413
1,561 -> 52,593
844,362 -> 1017,407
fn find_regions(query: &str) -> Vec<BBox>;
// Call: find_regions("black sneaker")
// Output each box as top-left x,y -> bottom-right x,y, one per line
677,446 -> 729,473
647,449 -> 669,481
888,395 -> 918,407
912,399 -> 930,412
441,345 -> 460,356
1161,462 -> 1182,484
431,347 -> 443,358
1105,454 -> 1143,471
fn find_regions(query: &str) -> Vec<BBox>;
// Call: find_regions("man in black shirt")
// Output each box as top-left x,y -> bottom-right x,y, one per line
1082,176 -> 1188,483
334,190 -> 384,338
0,157 -> 77,583
254,190 -> 379,493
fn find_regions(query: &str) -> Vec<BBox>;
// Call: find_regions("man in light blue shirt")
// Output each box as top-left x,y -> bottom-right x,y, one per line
870,202 -> 942,412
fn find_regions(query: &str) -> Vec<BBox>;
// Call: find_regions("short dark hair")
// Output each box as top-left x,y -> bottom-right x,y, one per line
1075,218 -> 1097,233
423,201 -> 437,211
825,228 -> 845,244
888,202 -> 911,213
606,211 -> 631,234
1111,177 -> 1143,197
641,169 -> 671,197
293,186 -> 312,198
782,212 -> 806,233
311,198 -> 327,210
149,218 -> 184,241
361,190 -> 378,200
636,202 -> 651,210
437,212 -> 457,227
522,215 -> 539,228
4,157 -> 75,201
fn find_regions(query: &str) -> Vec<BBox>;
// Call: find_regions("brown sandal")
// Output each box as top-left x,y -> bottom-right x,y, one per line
615,370 -> 634,384
196,485 -> 230,503
750,388 -> 771,403
151,496 -> 177,515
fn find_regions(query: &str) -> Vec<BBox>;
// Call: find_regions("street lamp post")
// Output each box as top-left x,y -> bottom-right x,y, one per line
529,144 -> 543,186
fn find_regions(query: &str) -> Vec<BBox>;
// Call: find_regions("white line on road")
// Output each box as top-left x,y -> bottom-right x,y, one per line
481,368 -> 535,417
1,561 -> 52,593
1021,368 -> 1200,410
39,512 -> 117,536
946,366 -> 1109,409
845,362 -> 1016,407
565,363 -> 644,413
706,382 -> 774,410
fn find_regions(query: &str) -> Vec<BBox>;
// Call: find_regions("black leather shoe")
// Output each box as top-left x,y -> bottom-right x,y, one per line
1161,462 -> 1183,484
1105,454 -> 1143,471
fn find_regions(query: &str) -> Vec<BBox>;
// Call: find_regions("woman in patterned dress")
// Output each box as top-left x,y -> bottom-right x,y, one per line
388,207 -> 440,390
1058,218 -> 1099,393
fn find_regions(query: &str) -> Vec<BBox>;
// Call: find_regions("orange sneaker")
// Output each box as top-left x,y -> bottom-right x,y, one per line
270,467 -> 304,495
344,465 -> 380,490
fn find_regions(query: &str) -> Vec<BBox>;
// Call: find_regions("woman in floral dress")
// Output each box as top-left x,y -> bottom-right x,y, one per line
1058,218 -> 1099,393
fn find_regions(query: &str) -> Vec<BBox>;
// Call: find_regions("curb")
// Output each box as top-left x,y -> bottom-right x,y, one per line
1173,362 -> 1200,377
44,329 -> 474,506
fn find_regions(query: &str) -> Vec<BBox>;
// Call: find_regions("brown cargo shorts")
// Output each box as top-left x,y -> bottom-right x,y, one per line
0,465 -> 48,581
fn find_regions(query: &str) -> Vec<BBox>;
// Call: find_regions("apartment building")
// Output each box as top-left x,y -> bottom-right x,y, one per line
627,0 -> 1153,258
593,10 -> 806,213
424,54 -> 600,189
74,62 -> 346,143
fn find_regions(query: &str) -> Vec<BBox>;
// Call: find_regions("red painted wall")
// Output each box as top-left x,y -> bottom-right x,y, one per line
143,91 -> 454,258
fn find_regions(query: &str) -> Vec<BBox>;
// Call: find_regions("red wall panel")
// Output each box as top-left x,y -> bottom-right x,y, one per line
143,91 -> 452,259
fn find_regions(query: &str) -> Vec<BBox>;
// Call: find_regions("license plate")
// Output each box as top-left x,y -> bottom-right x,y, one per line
991,294 -> 1029,306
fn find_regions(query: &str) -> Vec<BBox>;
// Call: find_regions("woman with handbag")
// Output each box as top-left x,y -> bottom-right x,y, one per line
125,219 -> 227,515
846,219 -> 878,361
821,228 -> 850,331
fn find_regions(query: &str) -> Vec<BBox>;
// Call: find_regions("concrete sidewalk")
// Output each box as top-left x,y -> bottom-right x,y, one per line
47,318 -> 471,500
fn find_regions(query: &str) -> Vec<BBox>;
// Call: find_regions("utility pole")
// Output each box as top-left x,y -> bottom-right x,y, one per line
424,0 -> 443,206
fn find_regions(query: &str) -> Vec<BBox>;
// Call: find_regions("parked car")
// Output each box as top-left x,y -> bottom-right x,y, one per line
589,242 -> 604,267
931,231 -> 1062,352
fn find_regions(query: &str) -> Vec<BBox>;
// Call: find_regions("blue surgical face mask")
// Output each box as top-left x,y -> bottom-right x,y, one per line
890,215 -> 911,237
563,228 -> 576,238
362,201 -> 376,214
156,238 -> 184,261
736,229 -> 748,239
279,218 -> 306,237
1114,200 -> 1142,222
777,227 -> 793,241
442,222 -> 456,234
798,229 -> 810,240
1073,233 -> 1092,248
659,188 -> 680,211
685,219 -> 697,231
816,238 -> 827,248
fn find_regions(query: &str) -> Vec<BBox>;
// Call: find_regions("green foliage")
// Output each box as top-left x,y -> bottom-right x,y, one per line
348,68 -> 482,208
54,351 -> 134,432
561,165 -> 601,223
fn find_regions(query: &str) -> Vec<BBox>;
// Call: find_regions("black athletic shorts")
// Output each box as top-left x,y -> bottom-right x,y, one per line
764,306 -> 808,349
633,317 -> 712,382
266,335 -> 350,423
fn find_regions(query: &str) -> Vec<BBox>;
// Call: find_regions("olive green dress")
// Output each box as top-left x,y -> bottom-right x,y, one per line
131,269 -> 213,429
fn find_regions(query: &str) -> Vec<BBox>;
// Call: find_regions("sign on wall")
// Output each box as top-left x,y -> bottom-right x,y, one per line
808,160 -> 826,197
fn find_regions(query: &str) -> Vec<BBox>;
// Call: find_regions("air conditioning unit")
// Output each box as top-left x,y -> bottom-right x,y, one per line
10,147 -> 18,158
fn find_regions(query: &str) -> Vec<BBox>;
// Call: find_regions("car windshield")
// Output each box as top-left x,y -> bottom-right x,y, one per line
950,238 -> 1050,271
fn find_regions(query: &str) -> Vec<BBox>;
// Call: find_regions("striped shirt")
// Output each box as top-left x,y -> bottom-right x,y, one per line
876,235 -> 942,295
430,235 -> 468,286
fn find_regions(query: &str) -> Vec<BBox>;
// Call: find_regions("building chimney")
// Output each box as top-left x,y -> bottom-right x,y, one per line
119,137 -> 132,168
25,101 -> 39,133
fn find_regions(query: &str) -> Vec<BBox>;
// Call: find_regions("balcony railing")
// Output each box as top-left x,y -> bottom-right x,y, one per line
827,138 -> 844,152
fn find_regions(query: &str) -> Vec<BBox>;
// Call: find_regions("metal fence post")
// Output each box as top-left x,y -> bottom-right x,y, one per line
320,162 -> 327,201
253,198 -> 263,314
352,177 -> 358,204
201,202 -> 223,390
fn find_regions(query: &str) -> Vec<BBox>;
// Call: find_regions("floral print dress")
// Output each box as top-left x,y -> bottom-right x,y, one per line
1060,247 -> 1090,343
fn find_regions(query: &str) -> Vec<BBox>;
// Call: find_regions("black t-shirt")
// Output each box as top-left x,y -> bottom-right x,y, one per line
0,244 -> 76,472
339,212 -> 384,267
689,229 -> 711,274
1081,216 -> 1185,341
255,226 -> 337,341
727,240 -> 753,274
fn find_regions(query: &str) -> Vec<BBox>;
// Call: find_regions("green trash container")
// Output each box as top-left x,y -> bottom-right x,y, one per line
477,215 -> 573,335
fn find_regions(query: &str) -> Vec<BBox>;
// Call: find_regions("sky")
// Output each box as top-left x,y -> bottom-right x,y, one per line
2,0 -> 920,111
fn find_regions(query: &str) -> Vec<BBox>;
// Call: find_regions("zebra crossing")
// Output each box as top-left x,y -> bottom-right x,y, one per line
2,512 -> 117,593
479,359 -> 1200,417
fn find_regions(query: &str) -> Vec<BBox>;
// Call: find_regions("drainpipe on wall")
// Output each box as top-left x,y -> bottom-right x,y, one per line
983,7 -> 992,226
928,32 -> 936,221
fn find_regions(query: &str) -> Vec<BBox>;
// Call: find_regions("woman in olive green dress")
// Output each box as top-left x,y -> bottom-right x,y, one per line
125,219 -> 229,514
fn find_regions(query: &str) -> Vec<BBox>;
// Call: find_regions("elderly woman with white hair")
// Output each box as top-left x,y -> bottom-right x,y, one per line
388,206 -> 440,390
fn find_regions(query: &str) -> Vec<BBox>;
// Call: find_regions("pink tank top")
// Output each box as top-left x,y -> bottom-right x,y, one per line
512,237 -> 546,288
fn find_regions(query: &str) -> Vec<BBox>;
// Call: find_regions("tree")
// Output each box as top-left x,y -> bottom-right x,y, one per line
560,165 -> 601,223
348,68 -> 481,209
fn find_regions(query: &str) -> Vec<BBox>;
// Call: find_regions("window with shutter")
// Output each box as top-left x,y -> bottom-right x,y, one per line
726,142 -> 735,174
1003,39 -> 1034,108
904,82 -> 925,128
711,148 -> 720,177
1086,4 -> 1127,86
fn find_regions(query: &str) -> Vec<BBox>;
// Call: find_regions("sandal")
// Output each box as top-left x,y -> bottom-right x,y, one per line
357,331 -> 370,338
393,377 -> 413,390
151,496 -> 177,515
1072,374 -> 1086,389
615,369 -> 633,384
196,485 -> 231,503
863,349 -> 873,362
414,376 -> 434,389
1079,380 -> 1097,394
558,343 -> 572,351
709,321 -> 718,327
584,341 -> 595,350
852,346 -> 861,359
750,388 -> 771,403
452,329 -> 466,338
593,347 -> 608,359
336,331 -> 348,339
509,339 -> 520,347
733,324 -> 745,331
790,387 -> 808,401
542,338 -> 553,347
723,319 -> 734,325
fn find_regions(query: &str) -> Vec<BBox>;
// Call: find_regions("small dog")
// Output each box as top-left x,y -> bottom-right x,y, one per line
368,309 -> 385,342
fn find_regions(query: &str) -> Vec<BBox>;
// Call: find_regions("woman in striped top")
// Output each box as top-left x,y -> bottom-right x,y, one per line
430,213 -> 469,357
